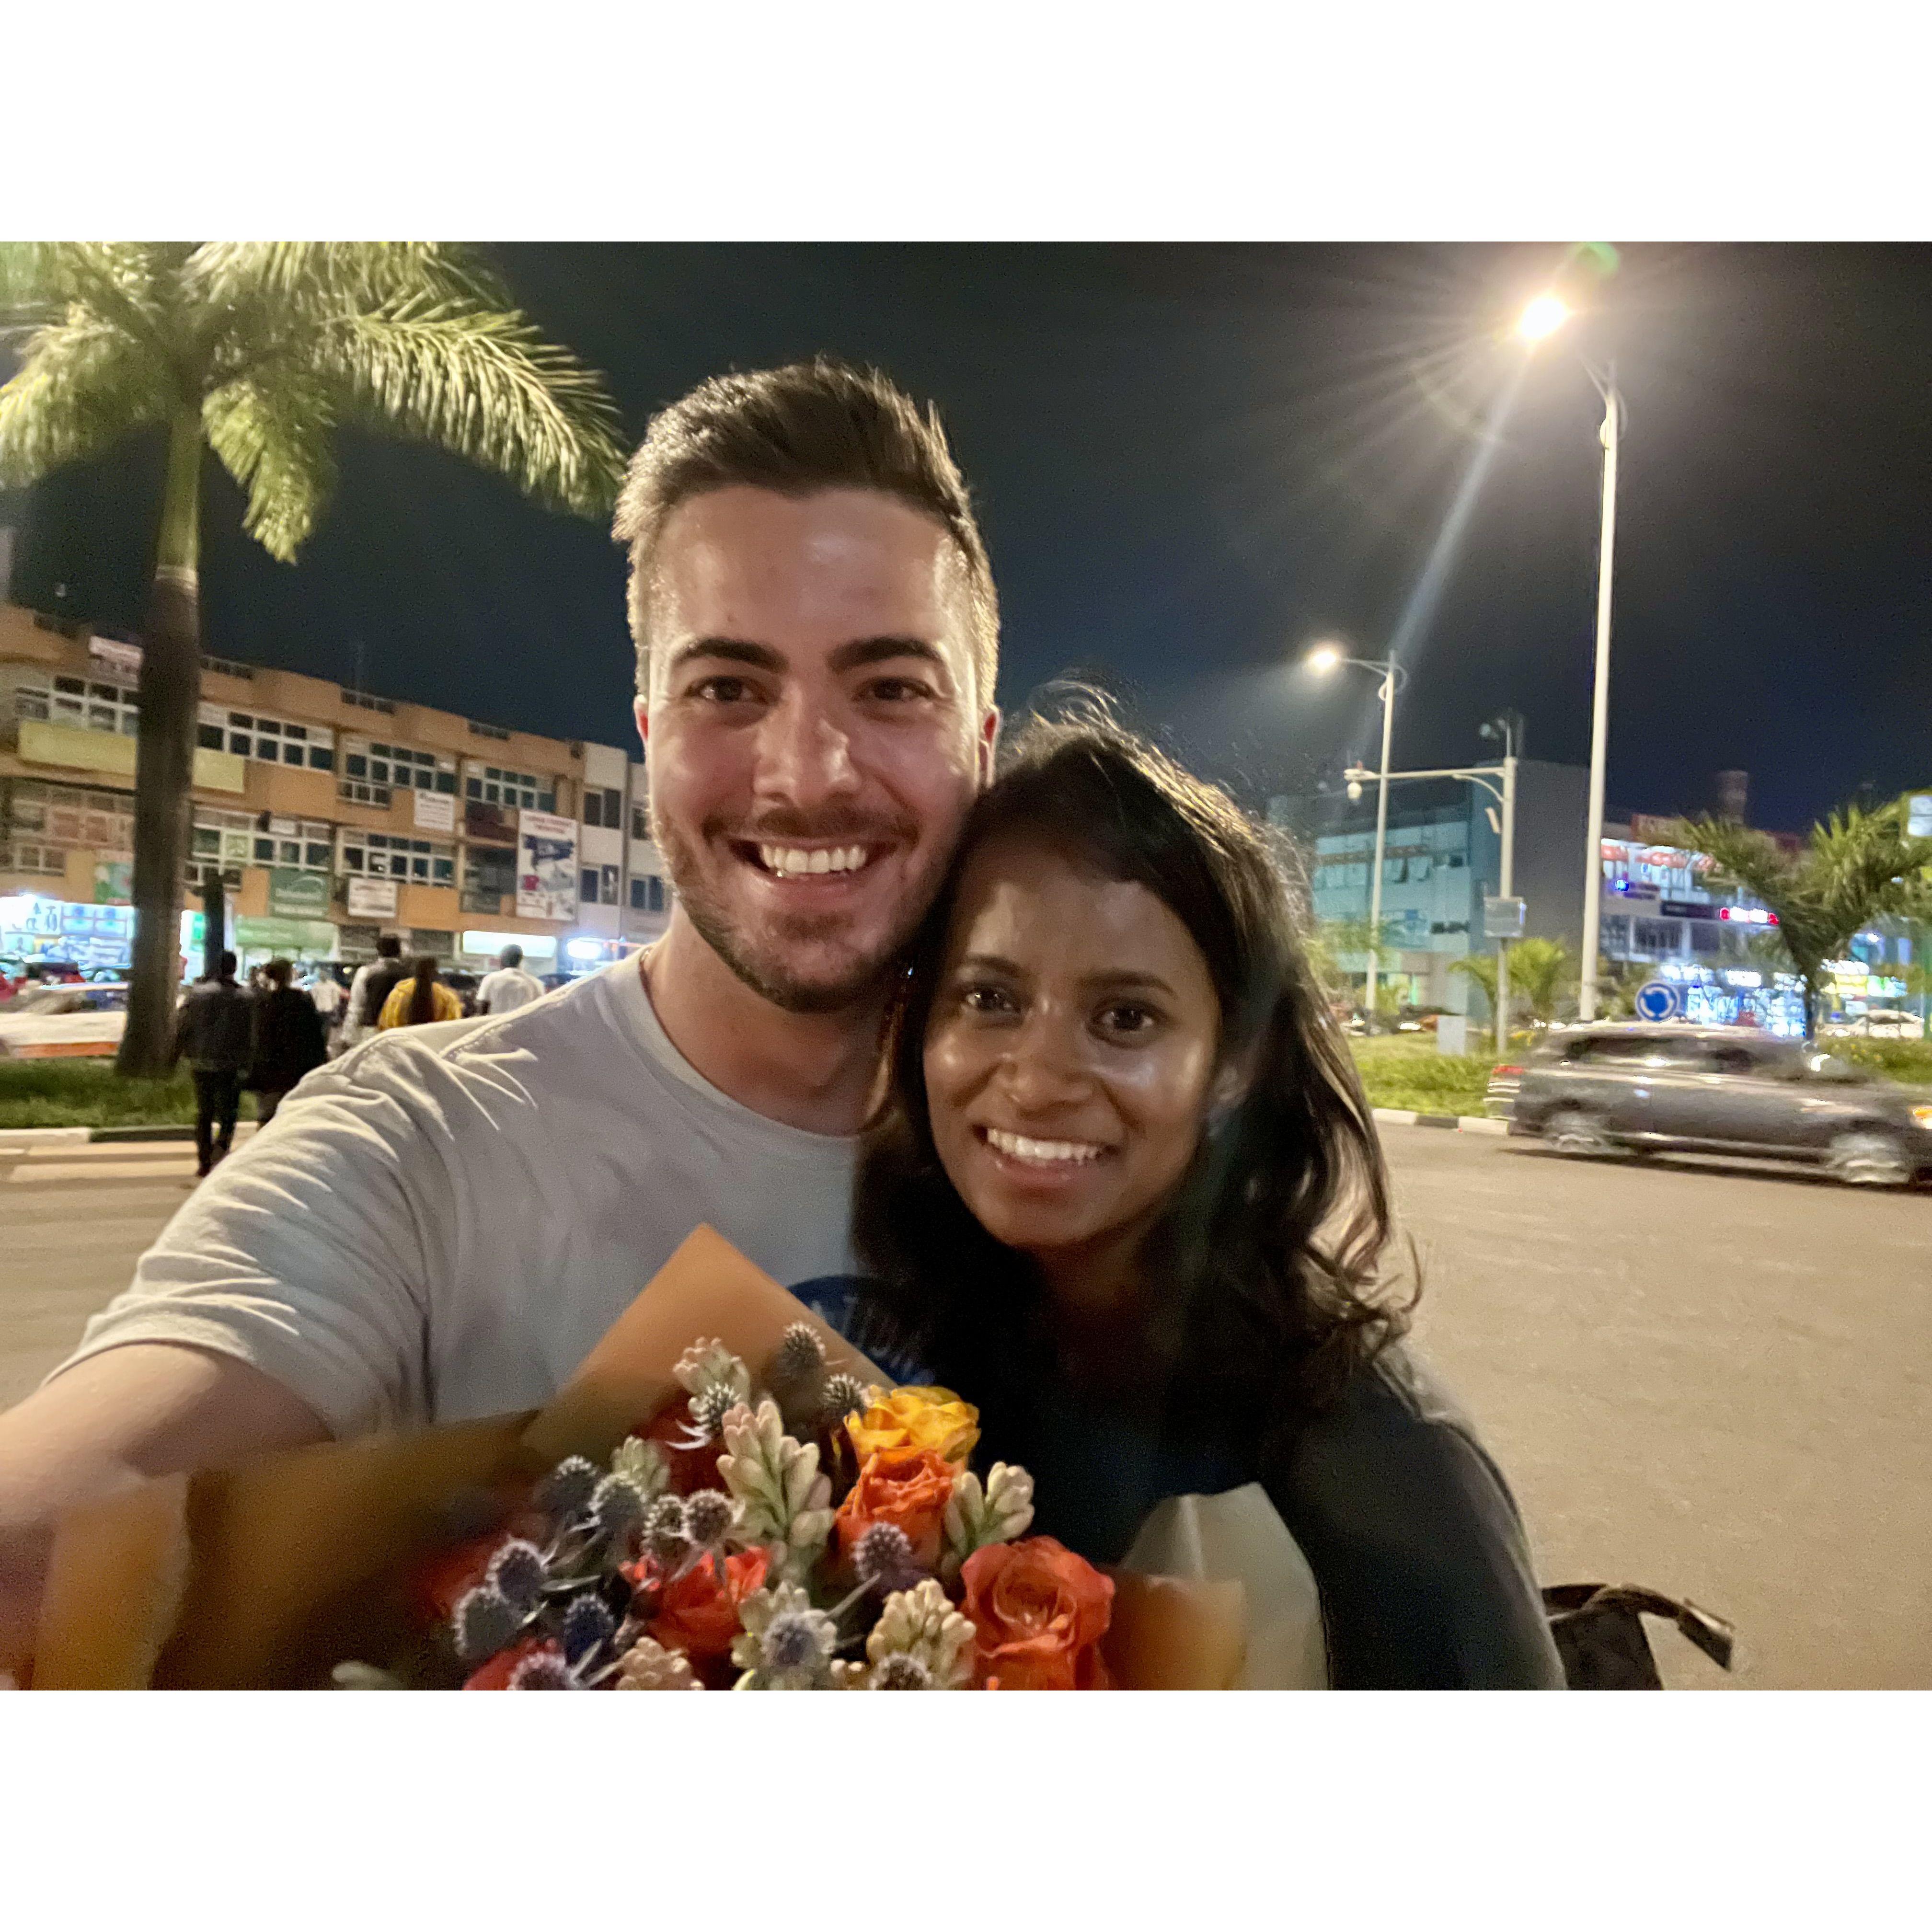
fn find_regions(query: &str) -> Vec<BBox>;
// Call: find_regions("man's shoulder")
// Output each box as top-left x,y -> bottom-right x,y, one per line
343,966 -> 621,1083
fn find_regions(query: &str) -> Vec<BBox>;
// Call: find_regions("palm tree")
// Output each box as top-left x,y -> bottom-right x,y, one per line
0,243 -> 627,1074
1506,935 -> 1573,1028
1671,803 -> 1932,1040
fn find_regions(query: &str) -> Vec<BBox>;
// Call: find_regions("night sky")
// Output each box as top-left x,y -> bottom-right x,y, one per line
9,242 -> 1930,832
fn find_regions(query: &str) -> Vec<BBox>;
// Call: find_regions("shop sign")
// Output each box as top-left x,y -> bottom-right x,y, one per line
516,809 -> 579,922
1910,795 -> 1932,839
89,634 -> 144,679
268,868 -> 330,919
345,876 -> 399,919
1482,896 -> 1526,940
460,930 -> 557,961
413,789 -> 456,833
235,916 -> 337,954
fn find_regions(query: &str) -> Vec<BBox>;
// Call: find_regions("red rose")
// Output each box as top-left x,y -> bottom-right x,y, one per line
960,1537 -> 1115,1691
644,1546 -> 770,1669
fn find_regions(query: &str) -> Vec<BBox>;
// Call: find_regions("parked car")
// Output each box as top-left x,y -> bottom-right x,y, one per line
0,981 -> 130,1058
1503,1023 -> 1932,1186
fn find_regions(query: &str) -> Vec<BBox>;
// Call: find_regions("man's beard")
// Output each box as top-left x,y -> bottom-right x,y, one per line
653,807 -> 938,1016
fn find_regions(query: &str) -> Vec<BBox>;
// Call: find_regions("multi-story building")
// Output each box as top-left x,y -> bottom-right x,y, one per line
0,599 -> 673,980
1269,758 -> 1590,1014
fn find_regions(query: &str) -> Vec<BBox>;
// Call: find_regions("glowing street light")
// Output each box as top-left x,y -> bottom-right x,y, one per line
1299,641 -> 1407,1031
1517,288 -> 1624,1020
1517,292 -> 1572,343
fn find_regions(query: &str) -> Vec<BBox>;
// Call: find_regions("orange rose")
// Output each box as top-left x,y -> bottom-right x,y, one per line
644,1546 -> 770,1668
834,1447 -> 957,1569
960,1537 -> 1115,1691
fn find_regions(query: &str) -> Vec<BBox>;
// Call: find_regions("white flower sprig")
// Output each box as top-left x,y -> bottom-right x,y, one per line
732,1581 -> 839,1689
609,1435 -> 671,1507
715,1399 -> 834,1583
672,1339 -> 752,1407
864,1578 -> 976,1689
941,1462 -> 1035,1580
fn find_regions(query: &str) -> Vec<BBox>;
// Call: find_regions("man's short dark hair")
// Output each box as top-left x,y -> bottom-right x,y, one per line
500,944 -> 523,968
218,950 -> 237,978
376,934 -> 402,959
612,357 -> 998,703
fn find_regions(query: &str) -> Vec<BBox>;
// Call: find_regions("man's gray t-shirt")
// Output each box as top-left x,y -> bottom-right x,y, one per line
56,957 -> 858,1436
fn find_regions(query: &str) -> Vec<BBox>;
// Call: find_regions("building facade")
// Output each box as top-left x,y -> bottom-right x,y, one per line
0,600 -> 675,980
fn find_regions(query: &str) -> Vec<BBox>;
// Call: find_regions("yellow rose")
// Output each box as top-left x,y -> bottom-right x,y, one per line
847,1386 -> 981,1467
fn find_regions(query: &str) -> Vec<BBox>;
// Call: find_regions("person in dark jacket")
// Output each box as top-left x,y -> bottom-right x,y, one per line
245,958 -> 328,1129
172,951 -> 255,1178
851,715 -> 1565,1689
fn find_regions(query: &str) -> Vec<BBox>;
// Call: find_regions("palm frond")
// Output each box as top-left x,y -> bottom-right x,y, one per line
314,296 -> 626,516
0,311 -> 171,487
0,243 -> 167,341
203,372 -> 338,563
184,242 -> 508,328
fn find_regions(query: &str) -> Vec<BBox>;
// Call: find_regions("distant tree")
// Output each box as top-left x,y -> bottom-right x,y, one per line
1671,803 -> 1932,1040
1447,950 -> 1497,1019
0,243 -> 627,1074
1507,936 -> 1573,1028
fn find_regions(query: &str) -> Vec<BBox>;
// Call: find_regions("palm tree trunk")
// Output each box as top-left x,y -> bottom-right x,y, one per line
116,409 -> 203,1078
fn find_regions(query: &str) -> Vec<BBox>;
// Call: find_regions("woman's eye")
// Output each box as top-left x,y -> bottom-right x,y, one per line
958,983 -> 1017,1016
1097,1002 -> 1159,1036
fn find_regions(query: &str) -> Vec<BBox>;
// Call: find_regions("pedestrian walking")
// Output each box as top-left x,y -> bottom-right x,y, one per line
246,959 -> 329,1129
337,933 -> 408,1055
378,955 -> 463,1029
476,944 -> 545,1016
306,965 -> 345,1041
170,950 -> 254,1178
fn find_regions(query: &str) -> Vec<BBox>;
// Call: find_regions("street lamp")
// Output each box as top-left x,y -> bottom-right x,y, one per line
1518,291 -> 1623,1021
1305,643 -> 1408,1030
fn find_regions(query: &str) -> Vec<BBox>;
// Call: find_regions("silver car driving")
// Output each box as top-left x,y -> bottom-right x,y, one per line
1501,1024 -> 1932,1186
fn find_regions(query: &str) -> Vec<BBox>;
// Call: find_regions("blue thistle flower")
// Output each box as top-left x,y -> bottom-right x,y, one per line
487,1538 -> 547,1612
820,1372 -> 868,1423
559,1593 -> 617,1664
772,1322 -> 826,1386
762,1612 -> 828,1675
852,1521 -> 917,1588
535,1455 -> 601,1519
683,1489 -> 733,1549
507,1650 -> 573,1690
644,1495 -> 691,1564
454,1585 -> 523,1664
591,1473 -> 647,1539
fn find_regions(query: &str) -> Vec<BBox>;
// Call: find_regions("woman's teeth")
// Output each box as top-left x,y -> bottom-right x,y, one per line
759,845 -> 868,876
984,1127 -> 1105,1165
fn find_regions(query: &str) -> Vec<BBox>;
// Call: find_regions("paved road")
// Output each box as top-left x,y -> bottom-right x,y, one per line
1,1122 -> 1925,1688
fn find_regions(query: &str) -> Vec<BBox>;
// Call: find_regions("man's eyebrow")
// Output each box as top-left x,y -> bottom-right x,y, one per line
665,637 -> 785,676
827,636 -> 948,676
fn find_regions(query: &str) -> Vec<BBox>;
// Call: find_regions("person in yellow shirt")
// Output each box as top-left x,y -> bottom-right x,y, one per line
377,956 -> 464,1030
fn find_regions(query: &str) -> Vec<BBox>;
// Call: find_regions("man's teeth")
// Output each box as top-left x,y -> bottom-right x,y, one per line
758,845 -> 869,876
984,1127 -> 1105,1165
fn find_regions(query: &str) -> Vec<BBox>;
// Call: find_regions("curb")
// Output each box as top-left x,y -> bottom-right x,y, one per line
0,1123 -> 258,1147
1371,1108 -> 1509,1137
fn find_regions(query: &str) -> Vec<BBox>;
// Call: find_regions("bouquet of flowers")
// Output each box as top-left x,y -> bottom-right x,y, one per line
356,1324 -> 1112,1690
29,1229 -> 1320,1690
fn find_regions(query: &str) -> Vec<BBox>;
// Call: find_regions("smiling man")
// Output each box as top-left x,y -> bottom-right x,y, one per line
0,361 -> 999,1672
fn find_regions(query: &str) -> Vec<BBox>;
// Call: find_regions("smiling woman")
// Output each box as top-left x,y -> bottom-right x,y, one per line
851,712 -> 1566,1688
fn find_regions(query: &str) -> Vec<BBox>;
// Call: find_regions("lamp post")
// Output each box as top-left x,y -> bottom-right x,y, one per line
1306,644 -> 1407,1031
1518,295 -> 1623,1022
1478,713 -> 1521,1052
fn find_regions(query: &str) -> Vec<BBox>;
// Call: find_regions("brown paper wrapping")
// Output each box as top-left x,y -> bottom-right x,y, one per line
30,1225 -> 1271,1689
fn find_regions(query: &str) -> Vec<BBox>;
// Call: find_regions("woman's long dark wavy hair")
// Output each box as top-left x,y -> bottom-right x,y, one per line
852,708 -> 1415,1452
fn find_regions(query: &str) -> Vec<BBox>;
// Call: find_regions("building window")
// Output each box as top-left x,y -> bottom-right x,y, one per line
342,689 -> 397,715
245,819 -> 334,872
628,874 -> 667,914
461,844 -> 517,914
601,863 -> 619,903
465,763 -> 556,814
467,718 -> 510,741
339,829 -> 455,884
340,736 -> 456,808
581,867 -> 601,905
647,876 -> 665,912
631,805 -> 649,841
198,705 -> 335,771
582,787 -> 622,829
33,675 -> 140,736
629,875 -> 648,910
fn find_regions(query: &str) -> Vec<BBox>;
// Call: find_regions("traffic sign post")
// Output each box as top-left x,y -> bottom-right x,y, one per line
1634,979 -> 1682,1024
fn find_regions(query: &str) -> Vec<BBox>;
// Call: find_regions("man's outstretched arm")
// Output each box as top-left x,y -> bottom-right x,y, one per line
0,1343 -> 331,1679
